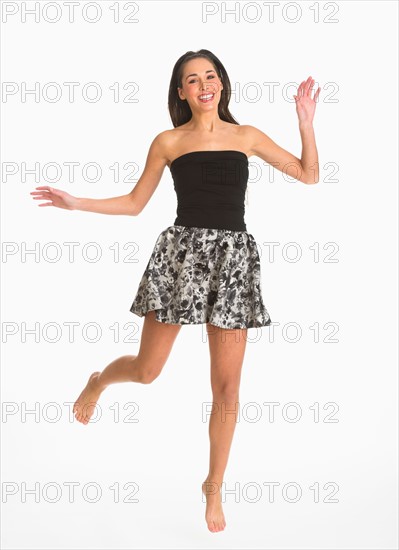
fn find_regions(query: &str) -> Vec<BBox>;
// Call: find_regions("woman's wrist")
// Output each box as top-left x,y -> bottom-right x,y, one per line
299,120 -> 314,130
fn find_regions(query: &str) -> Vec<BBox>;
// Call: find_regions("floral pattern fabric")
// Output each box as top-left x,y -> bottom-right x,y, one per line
129,225 -> 272,329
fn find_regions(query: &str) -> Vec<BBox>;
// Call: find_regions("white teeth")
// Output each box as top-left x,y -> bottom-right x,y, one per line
199,94 -> 214,100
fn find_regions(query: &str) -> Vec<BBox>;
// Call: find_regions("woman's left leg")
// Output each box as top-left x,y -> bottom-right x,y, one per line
202,322 -> 248,533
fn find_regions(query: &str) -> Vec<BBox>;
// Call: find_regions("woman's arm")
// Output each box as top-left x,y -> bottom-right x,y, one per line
297,121 -> 319,184
73,193 -> 136,216
245,76 -> 320,185
30,132 -> 170,215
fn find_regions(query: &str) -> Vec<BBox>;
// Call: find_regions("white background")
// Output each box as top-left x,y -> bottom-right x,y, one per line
1,1 -> 398,548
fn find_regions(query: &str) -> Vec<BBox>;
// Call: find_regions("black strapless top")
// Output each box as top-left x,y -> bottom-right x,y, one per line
169,150 -> 249,231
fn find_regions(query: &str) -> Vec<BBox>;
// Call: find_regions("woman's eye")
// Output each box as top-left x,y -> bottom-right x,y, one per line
188,75 -> 216,84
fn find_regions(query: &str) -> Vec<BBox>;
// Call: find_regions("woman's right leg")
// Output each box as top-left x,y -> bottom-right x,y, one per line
73,310 -> 182,424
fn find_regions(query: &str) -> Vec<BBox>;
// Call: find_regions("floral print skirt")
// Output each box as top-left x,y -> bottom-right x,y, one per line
129,225 -> 272,329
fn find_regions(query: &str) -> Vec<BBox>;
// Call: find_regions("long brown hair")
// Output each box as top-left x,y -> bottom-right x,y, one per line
168,49 -> 239,128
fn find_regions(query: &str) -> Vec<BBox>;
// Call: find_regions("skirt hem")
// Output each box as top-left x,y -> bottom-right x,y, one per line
130,306 -> 272,330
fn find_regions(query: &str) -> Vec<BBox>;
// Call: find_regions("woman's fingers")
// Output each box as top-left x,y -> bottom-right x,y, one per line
31,185 -> 61,195
30,186 -> 75,210
30,186 -> 56,206
294,77 -> 320,104
301,77 -> 320,100
32,186 -> 52,193
305,77 -> 313,95
297,79 -> 309,98
31,193 -> 55,204
30,188 -> 54,196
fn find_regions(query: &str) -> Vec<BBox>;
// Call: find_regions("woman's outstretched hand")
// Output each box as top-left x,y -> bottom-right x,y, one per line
30,186 -> 78,210
293,76 -> 321,125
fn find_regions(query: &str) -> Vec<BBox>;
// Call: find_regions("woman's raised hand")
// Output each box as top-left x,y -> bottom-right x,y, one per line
293,76 -> 321,125
30,186 -> 78,210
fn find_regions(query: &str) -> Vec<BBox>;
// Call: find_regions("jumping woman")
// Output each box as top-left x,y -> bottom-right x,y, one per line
30,49 -> 320,533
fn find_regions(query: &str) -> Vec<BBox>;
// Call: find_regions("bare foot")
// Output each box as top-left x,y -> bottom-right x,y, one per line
202,479 -> 226,532
73,371 -> 103,425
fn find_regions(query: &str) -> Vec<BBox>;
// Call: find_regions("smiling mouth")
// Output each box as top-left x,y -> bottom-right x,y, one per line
198,93 -> 214,103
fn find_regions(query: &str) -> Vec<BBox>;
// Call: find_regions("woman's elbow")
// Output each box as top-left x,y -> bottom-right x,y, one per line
303,177 -> 319,185
130,204 -> 142,216
126,194 -> 142,216
302,171 -> 319,184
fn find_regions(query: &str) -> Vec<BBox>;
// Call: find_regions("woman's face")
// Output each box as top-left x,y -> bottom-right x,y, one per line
178,57 -> 223,112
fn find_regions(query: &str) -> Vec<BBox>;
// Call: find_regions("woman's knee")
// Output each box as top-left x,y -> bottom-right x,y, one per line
137,367 -> 162,384
211,383 -> 240,401
132,353 -> 166,384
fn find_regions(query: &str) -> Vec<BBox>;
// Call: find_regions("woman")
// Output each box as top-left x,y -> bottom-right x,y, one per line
31,49 -> 320,533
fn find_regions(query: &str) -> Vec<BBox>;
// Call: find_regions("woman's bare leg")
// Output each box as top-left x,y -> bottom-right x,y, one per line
73,311 -> 182,424
202,323 -> 248,533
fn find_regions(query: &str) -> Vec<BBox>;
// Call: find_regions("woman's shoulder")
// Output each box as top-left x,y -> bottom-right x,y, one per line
154,126 -> 188,143
148,128 -> 188,167
153,127 -> 189,154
